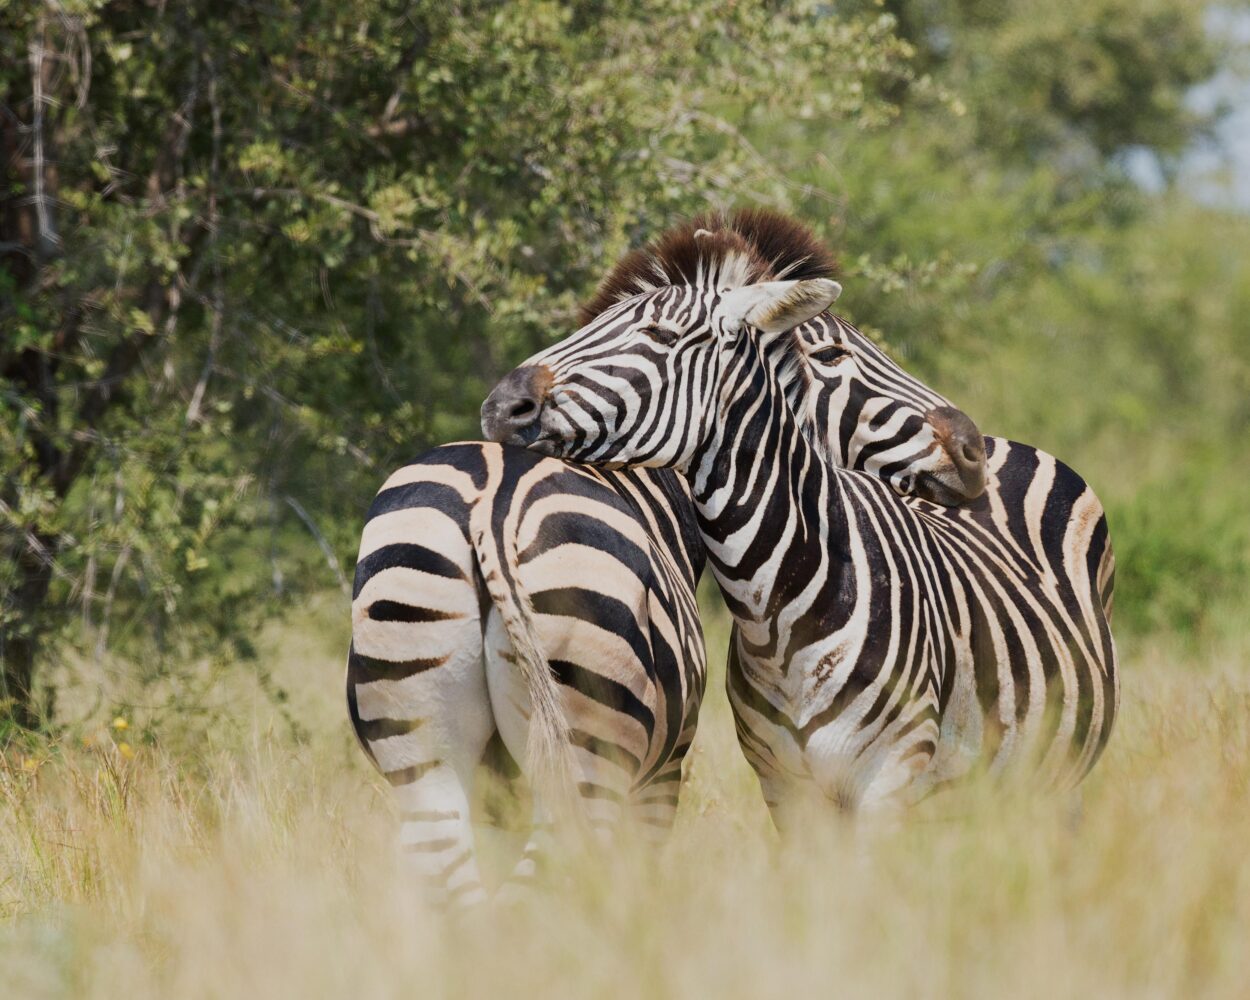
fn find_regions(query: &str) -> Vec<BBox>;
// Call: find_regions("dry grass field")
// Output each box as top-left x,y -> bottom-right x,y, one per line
3,597 -> 1248,999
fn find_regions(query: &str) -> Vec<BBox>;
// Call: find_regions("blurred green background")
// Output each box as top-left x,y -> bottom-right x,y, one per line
3,0 -> 1249,733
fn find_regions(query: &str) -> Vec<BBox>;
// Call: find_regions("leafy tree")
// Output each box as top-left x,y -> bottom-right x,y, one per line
1,0 -> 915,728
749,0 -> 1248,638
857,0 -> 1219,161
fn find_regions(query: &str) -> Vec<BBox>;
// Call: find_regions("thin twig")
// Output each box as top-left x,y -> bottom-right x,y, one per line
94,543 -> 131,661
27,17 -> 61,254
283,496 -> 350,597
185,65 -> 222,427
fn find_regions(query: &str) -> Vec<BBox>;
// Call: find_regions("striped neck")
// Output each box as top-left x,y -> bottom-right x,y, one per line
686,335 -> 846,625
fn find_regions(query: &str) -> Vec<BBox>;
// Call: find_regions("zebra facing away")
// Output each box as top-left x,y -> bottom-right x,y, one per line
483,212 -> 1118,823
348,233 -> 987,907
349,447 -> 707,907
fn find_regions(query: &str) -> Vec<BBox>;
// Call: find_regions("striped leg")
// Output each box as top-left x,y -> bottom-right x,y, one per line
501,781 -> 631,898
349,627 -> 495,908
349,500 -> 496,909
628,734 -> 692,841
498,803 -> 559,899
393,760 -> 487,908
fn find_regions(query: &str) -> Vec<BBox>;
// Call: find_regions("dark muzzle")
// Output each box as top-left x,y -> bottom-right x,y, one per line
481,365 -> 552,444
922,405 -> 988,504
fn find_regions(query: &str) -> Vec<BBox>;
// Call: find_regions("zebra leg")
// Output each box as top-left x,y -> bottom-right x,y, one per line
629,764 -> 683,842
627,733 -> 693,842
496,801 -> 559,900
348,630 -> 495,907
500,778 -> 630,900
349,549 -> 496,908
483,607 -> 635,891
392,758 -> 488,908
1065,786 -> 1086,832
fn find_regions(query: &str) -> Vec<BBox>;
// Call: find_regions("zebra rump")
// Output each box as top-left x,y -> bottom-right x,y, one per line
347,442 -> 705,905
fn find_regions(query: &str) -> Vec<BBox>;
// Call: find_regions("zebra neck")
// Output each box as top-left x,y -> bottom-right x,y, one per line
687,340 -> 849,621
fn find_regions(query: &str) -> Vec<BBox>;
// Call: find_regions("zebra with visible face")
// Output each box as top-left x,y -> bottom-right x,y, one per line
350,412 -> 978,904
484,213 -> 1117,821
349,217 -> 987,905
797,312 -> 1115,624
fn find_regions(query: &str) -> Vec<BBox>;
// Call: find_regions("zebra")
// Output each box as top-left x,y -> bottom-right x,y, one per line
349,229 -> 988,906
795,313 -> 1115,624
348,446 -> 706,907
482,211 -> 1118,824
351,409 -> 980,904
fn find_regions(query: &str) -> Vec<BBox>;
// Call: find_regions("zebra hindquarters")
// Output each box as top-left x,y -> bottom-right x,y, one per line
481,456 -> 699,865
349,454 -> 497,909
977,442 -> 1120,790
349,444 -> 705,901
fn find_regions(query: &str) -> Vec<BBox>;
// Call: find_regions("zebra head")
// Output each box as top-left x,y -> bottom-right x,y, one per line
481,280 -> 773,471
482,211 -> 986,504
794,315 -> 986,504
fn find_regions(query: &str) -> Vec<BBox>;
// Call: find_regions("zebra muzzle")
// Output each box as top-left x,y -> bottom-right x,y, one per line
919,406 -> 988,505
481,364 -> 554,445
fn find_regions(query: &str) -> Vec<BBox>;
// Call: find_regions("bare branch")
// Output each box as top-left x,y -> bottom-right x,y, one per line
27,17 -> 61,255
283,495 -> 350,598
93,542 -> 131,660
145,63 -> 200,203
378,27 -> 430,127
365,115 -> 426,140
185,66 -> 222,427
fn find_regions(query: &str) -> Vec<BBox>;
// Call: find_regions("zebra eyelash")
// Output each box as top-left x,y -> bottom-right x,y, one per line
639,324 -> 680,346
807,343 -> 850,364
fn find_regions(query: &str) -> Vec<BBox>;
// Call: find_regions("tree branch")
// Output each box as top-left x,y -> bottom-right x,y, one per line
283,495 -> 350,597
27,16 -> 61,257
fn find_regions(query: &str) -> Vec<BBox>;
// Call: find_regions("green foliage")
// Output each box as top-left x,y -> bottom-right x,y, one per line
1109,455 -> 1250,639
1,0 -> 1245,726
858,0 -> 1219,159
1,1 -> 917,722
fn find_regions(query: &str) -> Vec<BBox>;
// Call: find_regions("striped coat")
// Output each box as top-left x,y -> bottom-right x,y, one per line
485,210 -> 1118,822
349,444 -> 704,904
351,315 -> 986,902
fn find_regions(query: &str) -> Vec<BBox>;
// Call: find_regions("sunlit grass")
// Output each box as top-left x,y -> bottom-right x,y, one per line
2,600 -> 1249,998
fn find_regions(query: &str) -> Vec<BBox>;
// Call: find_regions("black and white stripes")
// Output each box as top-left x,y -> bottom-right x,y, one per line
350,237 -> 990,903
348,444 -> 705,904
486,210 -> 1117,821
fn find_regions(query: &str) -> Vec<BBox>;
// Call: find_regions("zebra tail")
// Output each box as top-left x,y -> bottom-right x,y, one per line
467,472 -> 581,831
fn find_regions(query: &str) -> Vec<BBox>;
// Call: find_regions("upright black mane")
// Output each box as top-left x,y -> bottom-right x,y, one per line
580,208 -> 839,326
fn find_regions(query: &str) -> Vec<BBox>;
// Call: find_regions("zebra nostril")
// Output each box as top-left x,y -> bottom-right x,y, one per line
961,440 -> 982,465
508,397 -> 538,422
483,364 -> 555,443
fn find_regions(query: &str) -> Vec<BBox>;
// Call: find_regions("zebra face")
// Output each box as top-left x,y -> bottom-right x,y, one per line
795,322 -> 987,505
483,277 -> 986,504
481,287 -> 723,469
482,278 -> 843,471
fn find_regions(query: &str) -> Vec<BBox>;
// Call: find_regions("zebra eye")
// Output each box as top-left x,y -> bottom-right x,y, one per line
639,324 -> 680,346
808,344 -> 849,364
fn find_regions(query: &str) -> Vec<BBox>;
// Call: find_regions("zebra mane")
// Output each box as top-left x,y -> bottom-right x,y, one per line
579,209 -> 839,326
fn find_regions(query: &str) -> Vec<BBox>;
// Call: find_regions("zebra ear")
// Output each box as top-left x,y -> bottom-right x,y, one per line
718,278 -> 842,335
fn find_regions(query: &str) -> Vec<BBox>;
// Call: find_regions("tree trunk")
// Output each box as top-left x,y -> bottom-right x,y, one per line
1,540 -> 55,730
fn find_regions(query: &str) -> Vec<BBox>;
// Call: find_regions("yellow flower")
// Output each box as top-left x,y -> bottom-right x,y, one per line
22,757 -> 39,772
117,742 -> 135,760
112,717 -> 128,730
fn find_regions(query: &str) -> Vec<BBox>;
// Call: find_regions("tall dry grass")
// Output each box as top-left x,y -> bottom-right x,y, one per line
2,601 -> 1249,999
